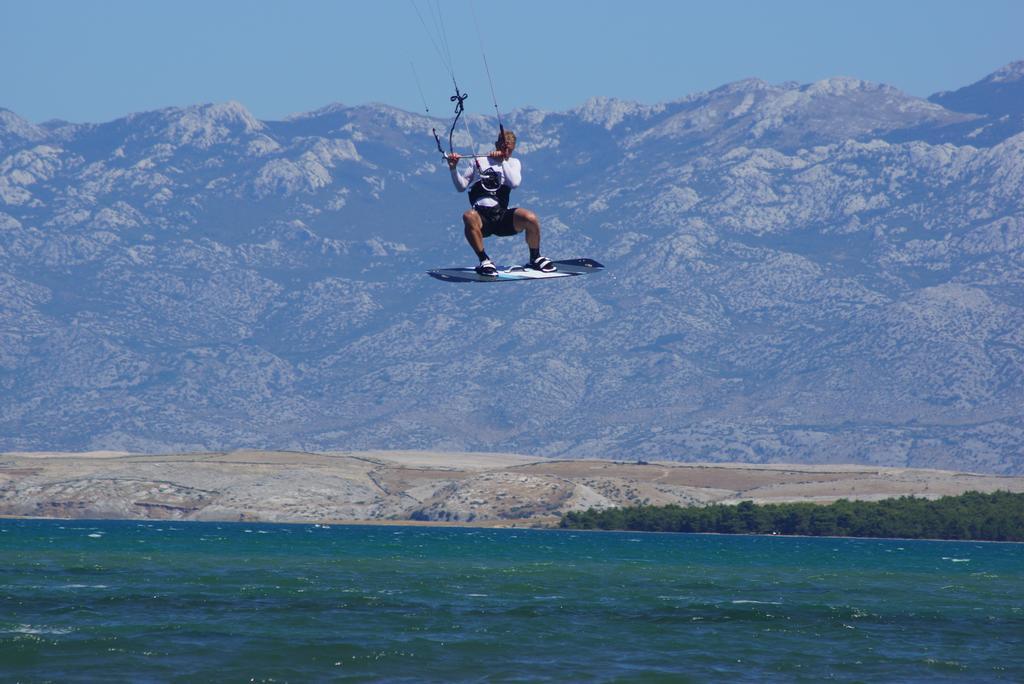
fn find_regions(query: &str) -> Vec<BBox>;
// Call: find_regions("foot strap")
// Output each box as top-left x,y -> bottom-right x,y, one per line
531,256 -> 555,272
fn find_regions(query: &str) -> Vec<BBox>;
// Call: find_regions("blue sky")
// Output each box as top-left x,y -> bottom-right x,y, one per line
2,0 -> 1021,124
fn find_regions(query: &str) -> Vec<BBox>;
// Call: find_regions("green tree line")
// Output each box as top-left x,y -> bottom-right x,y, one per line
560,491 -> 1024,541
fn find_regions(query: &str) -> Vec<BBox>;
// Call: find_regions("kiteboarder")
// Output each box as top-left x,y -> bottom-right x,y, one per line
447,129 -> 555,277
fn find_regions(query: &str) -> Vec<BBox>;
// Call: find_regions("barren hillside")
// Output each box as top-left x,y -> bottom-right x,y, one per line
3,450 -> 1022,525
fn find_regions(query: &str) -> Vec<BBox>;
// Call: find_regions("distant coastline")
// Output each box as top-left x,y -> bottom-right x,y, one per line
3,449 -> 1024,528
0,513 -> 548,529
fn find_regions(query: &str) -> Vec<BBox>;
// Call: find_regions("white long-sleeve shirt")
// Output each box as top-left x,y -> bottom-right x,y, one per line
450,156 -> 522,207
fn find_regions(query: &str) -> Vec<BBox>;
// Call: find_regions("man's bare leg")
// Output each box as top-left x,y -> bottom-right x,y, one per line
513,208 -> 554,270
463,209 -> 497,275
512,208 -> 541,250
463,209 -> 485,254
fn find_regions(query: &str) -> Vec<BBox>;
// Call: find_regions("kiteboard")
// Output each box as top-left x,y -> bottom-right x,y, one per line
428,258 -> 605,283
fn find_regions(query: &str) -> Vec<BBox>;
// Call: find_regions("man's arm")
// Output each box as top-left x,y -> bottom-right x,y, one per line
448,153 -> 471,192
502,158 -> 522,188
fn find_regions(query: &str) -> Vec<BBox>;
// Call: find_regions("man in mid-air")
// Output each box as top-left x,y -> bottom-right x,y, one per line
447,129 -> 555,276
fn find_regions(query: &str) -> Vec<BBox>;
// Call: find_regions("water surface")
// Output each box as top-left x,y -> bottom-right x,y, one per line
2,520 -> 1021,681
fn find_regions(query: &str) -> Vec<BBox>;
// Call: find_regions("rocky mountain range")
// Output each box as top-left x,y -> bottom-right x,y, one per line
2,62 -> 1022,473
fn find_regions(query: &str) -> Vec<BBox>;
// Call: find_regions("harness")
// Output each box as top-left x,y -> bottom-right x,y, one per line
468,168 -> 510,209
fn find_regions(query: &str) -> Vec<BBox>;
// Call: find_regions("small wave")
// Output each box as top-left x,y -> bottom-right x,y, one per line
942,557 -> 970,563
924,658 -> 968,671
732,600 -> 782,605
467,593 -> 488,597
87,533 -> 103,538
7,624 -> 75,635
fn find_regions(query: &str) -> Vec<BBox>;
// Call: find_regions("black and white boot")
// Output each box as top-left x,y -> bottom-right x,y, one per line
475,258 -> 499,277
527,255 -> 556,272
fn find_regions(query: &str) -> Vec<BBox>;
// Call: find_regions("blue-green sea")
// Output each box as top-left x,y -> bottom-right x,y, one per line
2,519 -> 1022,682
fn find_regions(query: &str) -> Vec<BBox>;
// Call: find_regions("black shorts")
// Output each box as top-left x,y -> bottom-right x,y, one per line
476,205 -> 519,237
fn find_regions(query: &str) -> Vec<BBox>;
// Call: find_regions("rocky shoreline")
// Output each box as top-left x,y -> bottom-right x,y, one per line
3,450 -> 1023,526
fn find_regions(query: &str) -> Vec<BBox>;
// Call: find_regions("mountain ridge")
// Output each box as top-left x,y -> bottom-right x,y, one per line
1,62 -> 1022,473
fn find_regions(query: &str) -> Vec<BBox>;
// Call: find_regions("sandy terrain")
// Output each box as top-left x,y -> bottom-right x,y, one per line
2,449 -> 1022,526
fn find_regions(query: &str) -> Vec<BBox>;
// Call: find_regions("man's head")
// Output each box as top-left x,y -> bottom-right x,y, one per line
496,130 -> 516,154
